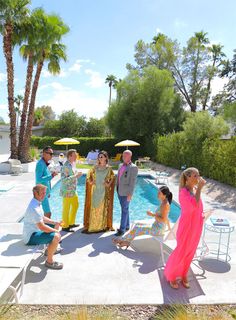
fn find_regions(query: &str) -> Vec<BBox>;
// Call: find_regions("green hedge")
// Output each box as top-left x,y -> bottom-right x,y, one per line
30,136 -> 152,159
202,137 -> 236,186
156,134 -> 236,187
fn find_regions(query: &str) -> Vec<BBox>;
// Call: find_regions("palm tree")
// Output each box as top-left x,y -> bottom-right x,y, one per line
202,44 -> 225,110
16,8 -> 48,160
14,94 -> 23,127
33,108 -> 44,126
21,13 -> 69,162
105,74 -> 117,107
0,0 -> 30,158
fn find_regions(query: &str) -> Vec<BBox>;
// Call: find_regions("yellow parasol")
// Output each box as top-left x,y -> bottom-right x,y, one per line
115,139 -> 140,149
54,138 -> 80,150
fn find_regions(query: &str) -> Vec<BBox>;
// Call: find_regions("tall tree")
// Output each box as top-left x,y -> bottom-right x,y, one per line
33,108 -> 44,126
128,31 -> 225,112
201,44 -> 225,110
33,105 -> 55,125
16,8 -> 46,159
0,0 -> 30,158
21,12 -> 69,162
106,66 -> 185,139
213,49 -> 236,107
105,74 -> 117,107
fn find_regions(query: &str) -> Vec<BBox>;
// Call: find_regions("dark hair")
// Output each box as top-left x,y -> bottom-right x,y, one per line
159,186 -> 173,204
98,150 -> 109,164
43,146 -> 52,152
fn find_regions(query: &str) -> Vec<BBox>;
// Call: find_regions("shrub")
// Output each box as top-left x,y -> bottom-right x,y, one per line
156,132 -> 186,169
156,134 -> 236,187
202,137 -> 236,186
30,136 -> 150,159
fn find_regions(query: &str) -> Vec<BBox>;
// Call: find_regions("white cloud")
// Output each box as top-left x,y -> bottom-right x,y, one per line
0,72 -> 7,82
69,59 -> 94,73
42,68 -> 68,78
155,27 -> 162,34
69,60 -> 83,72
36,83 -> 107,118
0,72 -> 18,83
77,59 -> 91,63
174,19 -> 187,29
85,69 -> 104,88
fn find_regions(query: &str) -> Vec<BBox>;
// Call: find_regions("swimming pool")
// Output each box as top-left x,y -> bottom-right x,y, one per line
50,175 -> 180,224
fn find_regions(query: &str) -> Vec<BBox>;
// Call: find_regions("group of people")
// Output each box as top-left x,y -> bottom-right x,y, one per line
23,145 -> 206,290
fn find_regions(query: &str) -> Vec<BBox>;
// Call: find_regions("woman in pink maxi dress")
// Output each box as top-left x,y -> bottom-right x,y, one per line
164,167 -> 206,289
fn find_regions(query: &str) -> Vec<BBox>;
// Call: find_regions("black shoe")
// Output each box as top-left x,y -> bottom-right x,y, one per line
81,229 -> 88,234
69,224 -> 80,228
126,227 -> 130,231
115,230 -> 124,237
62,227 -> 74,232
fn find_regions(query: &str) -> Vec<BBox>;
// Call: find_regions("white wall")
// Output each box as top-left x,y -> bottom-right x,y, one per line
0,131 -> 10,154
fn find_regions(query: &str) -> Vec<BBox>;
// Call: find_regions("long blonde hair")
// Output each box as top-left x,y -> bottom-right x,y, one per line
179,167 -> 199,189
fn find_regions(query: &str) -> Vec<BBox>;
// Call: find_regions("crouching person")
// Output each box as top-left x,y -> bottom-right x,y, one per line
23,184 -> 63,270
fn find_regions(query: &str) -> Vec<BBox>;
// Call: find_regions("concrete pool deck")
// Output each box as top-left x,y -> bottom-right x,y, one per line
0,166 -> 236,304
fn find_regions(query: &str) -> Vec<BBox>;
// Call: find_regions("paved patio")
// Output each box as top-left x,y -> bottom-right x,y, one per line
0,166 -> 236,304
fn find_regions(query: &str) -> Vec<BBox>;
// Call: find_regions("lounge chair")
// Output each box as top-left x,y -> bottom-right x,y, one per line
111,153 -> 122,163
155,171 -> 169,185
76,153 -> 86,164
0,223 -> 43,303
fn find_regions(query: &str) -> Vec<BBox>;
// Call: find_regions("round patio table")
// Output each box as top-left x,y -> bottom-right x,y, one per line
202,217 -> 234,262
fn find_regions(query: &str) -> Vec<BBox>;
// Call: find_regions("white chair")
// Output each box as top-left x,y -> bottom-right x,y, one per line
0,223 -> 42,303
154,219 -> 179,267
8,159 -> 23,175
155,171 -> 169,185
130,218 -> 178,267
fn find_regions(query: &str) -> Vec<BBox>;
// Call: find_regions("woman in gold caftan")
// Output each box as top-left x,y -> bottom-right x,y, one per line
83,151 -> 115,233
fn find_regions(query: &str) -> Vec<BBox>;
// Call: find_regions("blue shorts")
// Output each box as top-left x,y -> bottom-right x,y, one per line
27,231 -> 55,245
42,195 -> 51,214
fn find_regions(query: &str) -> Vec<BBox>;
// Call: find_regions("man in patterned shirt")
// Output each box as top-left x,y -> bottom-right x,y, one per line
60,149 -> 82,232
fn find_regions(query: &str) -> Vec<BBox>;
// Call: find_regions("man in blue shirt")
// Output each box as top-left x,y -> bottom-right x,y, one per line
35,146 -> 58,218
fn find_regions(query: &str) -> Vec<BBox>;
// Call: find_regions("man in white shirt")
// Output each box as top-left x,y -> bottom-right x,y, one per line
23,184 -> 63,270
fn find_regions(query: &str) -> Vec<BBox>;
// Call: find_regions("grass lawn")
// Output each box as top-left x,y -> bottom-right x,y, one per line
1,304 -> 236,320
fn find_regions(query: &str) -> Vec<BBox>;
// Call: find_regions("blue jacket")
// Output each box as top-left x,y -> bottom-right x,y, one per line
35,158 -> 52,195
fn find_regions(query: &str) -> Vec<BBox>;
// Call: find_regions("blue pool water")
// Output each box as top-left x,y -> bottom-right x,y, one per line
50,175 -> 180,224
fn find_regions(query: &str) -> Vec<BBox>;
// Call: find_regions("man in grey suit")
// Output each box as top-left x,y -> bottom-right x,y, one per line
115,150 -> 138,236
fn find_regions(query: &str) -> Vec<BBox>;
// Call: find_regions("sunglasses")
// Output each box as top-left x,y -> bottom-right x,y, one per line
98,155 -> 105,159
45,152 -> 53,156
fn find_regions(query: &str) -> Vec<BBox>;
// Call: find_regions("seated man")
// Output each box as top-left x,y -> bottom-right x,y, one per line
23,184 -> 63,270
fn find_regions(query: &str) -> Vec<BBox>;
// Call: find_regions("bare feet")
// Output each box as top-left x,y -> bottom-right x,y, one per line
169,280 -> 179,289
182,277 -> 190,288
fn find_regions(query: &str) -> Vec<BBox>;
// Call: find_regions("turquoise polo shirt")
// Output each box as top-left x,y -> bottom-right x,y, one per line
35,158 -> 52,196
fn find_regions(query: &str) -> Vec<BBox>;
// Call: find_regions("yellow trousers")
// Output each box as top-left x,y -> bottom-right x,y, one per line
62,195 -> 79,228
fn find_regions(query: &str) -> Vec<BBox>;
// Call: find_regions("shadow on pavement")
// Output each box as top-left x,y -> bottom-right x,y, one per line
198,258 -> 231,273
157,267 -> 205,304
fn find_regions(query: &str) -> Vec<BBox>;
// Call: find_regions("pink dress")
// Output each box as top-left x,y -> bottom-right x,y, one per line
164,187 -> 204,281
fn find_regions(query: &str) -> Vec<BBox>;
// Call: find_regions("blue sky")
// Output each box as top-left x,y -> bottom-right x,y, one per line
0,0 -> 235,122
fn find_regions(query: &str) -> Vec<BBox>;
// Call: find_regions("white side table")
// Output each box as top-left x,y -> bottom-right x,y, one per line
202,217 -> 235,262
